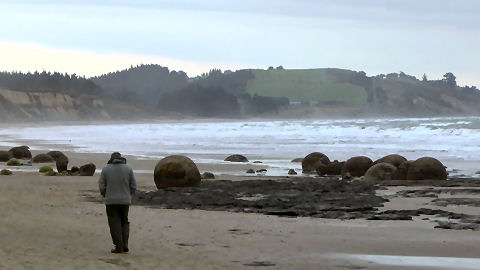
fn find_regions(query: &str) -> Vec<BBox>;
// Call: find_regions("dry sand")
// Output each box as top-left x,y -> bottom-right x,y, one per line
1,151 -> 480,270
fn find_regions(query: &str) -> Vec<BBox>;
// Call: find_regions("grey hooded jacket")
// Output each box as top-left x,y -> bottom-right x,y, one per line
98,158 -> 137,205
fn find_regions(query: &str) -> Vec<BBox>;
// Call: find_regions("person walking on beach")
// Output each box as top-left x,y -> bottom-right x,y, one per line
98,152 -> 137,253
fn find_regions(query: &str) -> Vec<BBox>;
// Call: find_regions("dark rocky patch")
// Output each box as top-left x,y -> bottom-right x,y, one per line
432,198 -> 480,207
244,261 -> 276,267
287,169 -> 297,175
130,179 -> 386,219
291,158 -> 303,163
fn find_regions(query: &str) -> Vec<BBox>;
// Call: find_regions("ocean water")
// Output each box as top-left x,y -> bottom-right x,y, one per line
1,117 -> 480,176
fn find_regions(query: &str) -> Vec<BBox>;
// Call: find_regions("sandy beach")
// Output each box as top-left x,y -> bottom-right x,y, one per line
1,149 -> 480,270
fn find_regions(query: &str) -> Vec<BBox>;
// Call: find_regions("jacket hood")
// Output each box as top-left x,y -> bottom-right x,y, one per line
108,157 -> 127,164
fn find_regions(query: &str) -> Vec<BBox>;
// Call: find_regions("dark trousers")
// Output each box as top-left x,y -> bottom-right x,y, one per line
106,205 -> 130,249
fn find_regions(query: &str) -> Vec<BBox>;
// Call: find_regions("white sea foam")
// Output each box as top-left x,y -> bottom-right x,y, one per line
1,117 -> 479,176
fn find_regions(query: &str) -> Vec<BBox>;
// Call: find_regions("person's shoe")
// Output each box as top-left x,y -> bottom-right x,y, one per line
111,247 -> 123,254
123,246 -> 129,253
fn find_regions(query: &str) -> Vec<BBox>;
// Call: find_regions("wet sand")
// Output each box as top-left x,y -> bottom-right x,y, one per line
1,151 -> 480,269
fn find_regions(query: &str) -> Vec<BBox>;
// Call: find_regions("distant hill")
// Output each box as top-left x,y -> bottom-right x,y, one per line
1,65 -> 479,120
246,68 -> 368,106
91,64 -> 188,107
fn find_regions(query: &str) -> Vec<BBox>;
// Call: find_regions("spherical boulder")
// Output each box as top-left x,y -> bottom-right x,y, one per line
406,157 -> 447,180
8,146 -> 32,159
246,169 -> 255,174
32,153 -> 55,163
393,161 -> 412,180
47,151 -> 69,172
364,163 -> 397,181
341,156 -> 373,177
288,169 -> 297,175
302,152 -> 330,173
201,172 -> 215,179
79,163 -> 96,176
0,151 -> 12,162
224,154 -> 248,162
374,154 -> 407,167
154,155 -> 201,189
316,160 -> 345,175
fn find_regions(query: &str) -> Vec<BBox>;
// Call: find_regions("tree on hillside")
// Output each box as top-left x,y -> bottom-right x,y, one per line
443,72 -> 457,87
422,73 -> 428,82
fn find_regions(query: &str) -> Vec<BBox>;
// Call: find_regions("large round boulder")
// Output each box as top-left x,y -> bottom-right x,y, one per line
8,146 -> 32,159
341,156 -> 373,177
0,151 -> 12,162
32,153 -> 55,163
406,157 -> 447,180
316,160 -> 345,175
79,163 -> 96,176
374,154 -> 407,167
393,161 -> 412,180
224,154 -> 248,162
154,155 -> 201,188
47,151 -> 69,172
364,163 -> 397,181
302,152 -> 330,173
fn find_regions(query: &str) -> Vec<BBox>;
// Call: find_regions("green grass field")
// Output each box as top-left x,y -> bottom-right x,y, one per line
246,69 -> 368,106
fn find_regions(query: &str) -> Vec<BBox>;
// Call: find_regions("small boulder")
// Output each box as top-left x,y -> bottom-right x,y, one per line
291,158 -> 303,163
8,146 -> 32,159
79,163 -> 96,176
406,157 -> 447,180
341,156 -> 373,177
154,155 -> 201,189
364,163 -> 397,181
0,169 -> 12,175
374,154 -> 407,167
0,151 -> 12,162
6,158 -> 21,166
32,153 -> 55,163
246,169 -> 255,174
288,169 -> 297,175
224,154 -> 248,162
70,166 -> 80,176
302,152 -> 330,173
253,161 -> 263,164
256,169 -> 267,173
201,172 -> 215,179
39,166 -> 54,173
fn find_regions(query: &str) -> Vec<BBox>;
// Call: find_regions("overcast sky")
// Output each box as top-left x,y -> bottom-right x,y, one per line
0,0 -> 478,86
